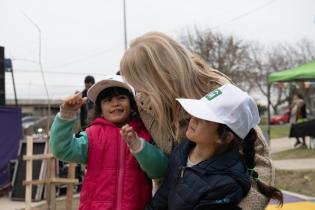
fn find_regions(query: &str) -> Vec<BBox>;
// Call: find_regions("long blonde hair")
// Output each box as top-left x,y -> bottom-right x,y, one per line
120,32 -> 230,141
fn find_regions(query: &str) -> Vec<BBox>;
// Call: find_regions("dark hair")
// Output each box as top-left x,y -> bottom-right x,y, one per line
93,86 -> 139,120
217,124 -> 283,206
84,75 -> 95,84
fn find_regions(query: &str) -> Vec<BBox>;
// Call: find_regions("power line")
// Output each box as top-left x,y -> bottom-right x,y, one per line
13,68 -> 106,76
6,82 -> 81,88
11,42 -> 121,70
211,0 -> 277,30
47,45 -> 120,69
6,81 -> 80,87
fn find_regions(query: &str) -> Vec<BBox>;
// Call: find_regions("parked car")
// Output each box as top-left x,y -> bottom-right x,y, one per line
23,115 -> 55,136
270,110 -> 290,125
22,116 -> 40,129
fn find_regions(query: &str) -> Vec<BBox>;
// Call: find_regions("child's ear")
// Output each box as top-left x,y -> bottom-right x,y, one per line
216,131 -> 235,144
225,132 -> 235,144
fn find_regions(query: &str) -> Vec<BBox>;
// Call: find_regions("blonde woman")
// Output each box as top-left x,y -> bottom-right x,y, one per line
120,32 -> 273,210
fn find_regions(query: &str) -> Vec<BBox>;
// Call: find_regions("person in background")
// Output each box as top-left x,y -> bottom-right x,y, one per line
290,92 -> 307,147
120,31 -> 274,210
80,75 -> 95,130
50,75 -> 155,210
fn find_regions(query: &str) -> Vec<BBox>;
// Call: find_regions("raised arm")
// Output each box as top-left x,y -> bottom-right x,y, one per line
50,93 -> 89,164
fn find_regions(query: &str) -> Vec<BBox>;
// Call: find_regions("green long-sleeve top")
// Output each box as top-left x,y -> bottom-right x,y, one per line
49,113 -> 169,179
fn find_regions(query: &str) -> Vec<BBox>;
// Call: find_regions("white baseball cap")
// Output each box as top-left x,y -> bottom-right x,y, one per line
87,75 -> 135,104
176,84 -> 260,139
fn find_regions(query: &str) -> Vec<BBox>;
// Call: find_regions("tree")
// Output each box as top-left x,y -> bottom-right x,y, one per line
179,28 -> 256,93
251,39 -> 315,114
179,27 -> 315,114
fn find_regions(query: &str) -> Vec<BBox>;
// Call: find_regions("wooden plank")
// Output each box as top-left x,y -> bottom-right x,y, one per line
23,178 -> 78,185
19,135 -> 80,210
11,140 -> 46,201
51,178 -> 78,184
23,153 -> 53,160
47,146 -> 56,210
25,136 -> 33,210
66,163 -> 76,210
35,142 -> 48,201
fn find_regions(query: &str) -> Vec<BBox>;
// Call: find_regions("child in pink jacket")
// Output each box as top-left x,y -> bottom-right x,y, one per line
50,75 -> 159,210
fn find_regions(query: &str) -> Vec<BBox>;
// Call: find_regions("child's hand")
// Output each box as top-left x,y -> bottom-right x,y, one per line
62,92 -> 87,111
120,124 -> 137,143
120,124 -> 141,152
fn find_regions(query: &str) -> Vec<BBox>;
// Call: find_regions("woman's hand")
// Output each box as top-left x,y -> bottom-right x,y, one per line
120,124 -> 141,151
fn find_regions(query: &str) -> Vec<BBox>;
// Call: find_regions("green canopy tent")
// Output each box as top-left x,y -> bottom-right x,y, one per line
266,60 -> 315,143
268,60 -> 315,83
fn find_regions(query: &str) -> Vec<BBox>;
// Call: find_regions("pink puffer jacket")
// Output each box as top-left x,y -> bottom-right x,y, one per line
79,117 -> 152,210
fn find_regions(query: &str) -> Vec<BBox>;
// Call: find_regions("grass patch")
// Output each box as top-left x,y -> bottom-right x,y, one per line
260,124 -> 290,139
275,169 -> 315,197
272,147 -> 315,160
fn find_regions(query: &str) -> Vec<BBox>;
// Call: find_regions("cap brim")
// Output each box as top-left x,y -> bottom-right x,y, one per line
87,80 -> 134,103
176,98 -> 224,125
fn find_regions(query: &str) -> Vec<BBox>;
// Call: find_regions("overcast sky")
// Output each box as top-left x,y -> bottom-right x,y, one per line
1,0 -> 315,100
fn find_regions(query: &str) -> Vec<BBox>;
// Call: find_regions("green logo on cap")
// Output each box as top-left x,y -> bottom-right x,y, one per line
205,89 -> 222,101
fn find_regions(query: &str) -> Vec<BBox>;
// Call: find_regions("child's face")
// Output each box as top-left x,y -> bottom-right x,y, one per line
100,94 -> 132,126
186,117 -> 219,145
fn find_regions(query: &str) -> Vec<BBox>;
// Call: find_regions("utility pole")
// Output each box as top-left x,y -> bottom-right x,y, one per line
4,58 -> 18,106
0,46 -> 5,106
123,0 -> 128,50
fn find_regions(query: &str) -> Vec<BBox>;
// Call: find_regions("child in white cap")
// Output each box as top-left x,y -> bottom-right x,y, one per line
50,75 -> 166,210
122,83 -> 283,210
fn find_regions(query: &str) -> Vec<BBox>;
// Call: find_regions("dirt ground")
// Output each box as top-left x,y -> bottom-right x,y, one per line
275,169 -> 315,197
271,147 -> 315,160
